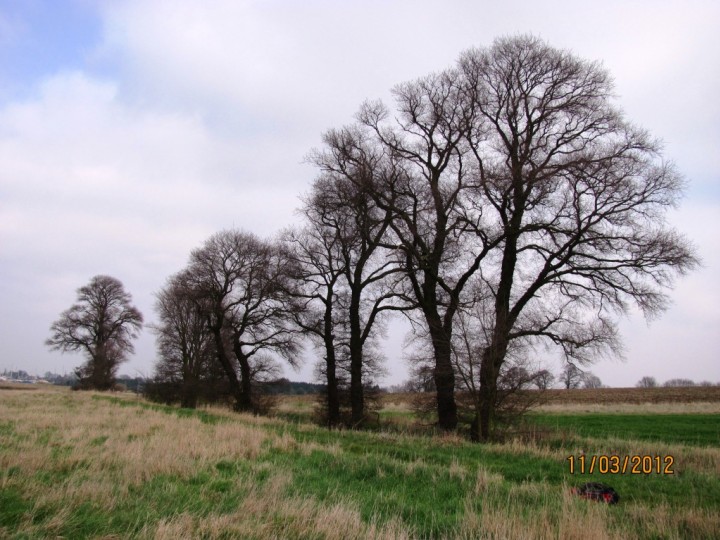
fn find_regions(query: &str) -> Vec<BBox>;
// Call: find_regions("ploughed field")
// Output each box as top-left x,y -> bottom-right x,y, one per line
1,385 -> 718,539
541,386 -> 720,405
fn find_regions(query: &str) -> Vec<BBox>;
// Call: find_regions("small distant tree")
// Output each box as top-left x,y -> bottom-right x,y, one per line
561,364 -> 583,390
663,378 -> 696,387
46,275 -> 143,390
582,373 -> 603,389
636,376 -> 658,388
534,370 -> 555,390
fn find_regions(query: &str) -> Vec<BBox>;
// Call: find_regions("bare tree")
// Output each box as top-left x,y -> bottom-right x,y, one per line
185,230 -> 302,412
416,35 -> 697,438
561,363 -> 584,390
452,36 -> 697,439
46,275 -> 143,390
282,224 -> 347,426
150,273 -> 219,408
302,155 -> 407,427
636,376 -> 658,388
582,373 -> 603,389
534,369 -> 555,390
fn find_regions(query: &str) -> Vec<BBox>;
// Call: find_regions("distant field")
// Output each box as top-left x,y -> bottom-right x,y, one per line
540,386 -> 720,405
1,386 -> 718,538
529,413 -> 720,447
528,387 -> 720,447
276,387 -> 720,428
0,382 -> 43,391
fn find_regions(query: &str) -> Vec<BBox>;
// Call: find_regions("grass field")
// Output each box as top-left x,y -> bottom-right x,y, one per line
1,385 -> 719,539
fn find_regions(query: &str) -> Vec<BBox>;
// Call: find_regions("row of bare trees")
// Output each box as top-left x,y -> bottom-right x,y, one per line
151,168 -> 404,421
151,36 -> 697,440
49,36 -> 696,441
636,377 -> 716,388
299,35 -> 696,440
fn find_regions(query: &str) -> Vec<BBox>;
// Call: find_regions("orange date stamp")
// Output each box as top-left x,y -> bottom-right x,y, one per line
567,454 -> 675,475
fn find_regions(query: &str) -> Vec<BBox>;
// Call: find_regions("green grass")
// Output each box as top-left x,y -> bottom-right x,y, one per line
2,391 -> 719,538
273,428 -> 720,515
529,413 -> 720,447
94,397 -> 720,505
0,488 -> 33,530
99,396 -> 720,514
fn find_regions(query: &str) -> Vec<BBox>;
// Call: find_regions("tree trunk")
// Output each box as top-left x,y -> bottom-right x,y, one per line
92,342 -> 114,390
428,322 -> 457,430
233,337 -> 254,413
180,361 -> 199,409
349,346 -> 364,427
478,360 -> 497,442
477,192 -> 522,441
478,338 -> 508,442
323,298 -> 340,427
349,288 -> 364,427
180,377 -> 198,409
181,351 -> 199,409
470,411 -> 480,442
324,338 -> 340,427
211,328 -> 244,411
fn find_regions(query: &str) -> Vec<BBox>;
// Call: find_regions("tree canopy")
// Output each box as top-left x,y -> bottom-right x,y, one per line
144,35 -> 697,441
46,275 -> 143,390
314,35 -> 697,437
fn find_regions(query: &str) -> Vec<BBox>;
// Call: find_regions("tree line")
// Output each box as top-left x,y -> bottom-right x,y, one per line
46,36 -> 697,441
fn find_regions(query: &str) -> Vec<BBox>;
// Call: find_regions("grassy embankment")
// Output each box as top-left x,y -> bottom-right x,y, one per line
1,385 -> 718,539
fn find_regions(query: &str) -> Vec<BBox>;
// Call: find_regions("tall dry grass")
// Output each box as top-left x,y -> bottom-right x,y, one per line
487,434 -> 720,476
1,390 -> 269,510
0,388 -> 412,538
456,471 -> 720,540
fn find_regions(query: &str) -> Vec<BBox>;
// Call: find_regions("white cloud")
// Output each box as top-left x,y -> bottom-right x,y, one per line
0,70 -> 306,250
0,69 -> 307,376
91,1 -> 720,186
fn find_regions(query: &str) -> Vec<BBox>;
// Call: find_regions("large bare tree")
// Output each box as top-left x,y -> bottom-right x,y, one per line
283,223 -> 347,426
348,68 -> 500,431
46,275 -> 143,390
325,35 -> 696,436
457,36 -> 697,439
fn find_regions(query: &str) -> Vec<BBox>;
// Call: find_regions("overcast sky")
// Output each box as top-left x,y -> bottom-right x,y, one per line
1,0 -> 718,387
